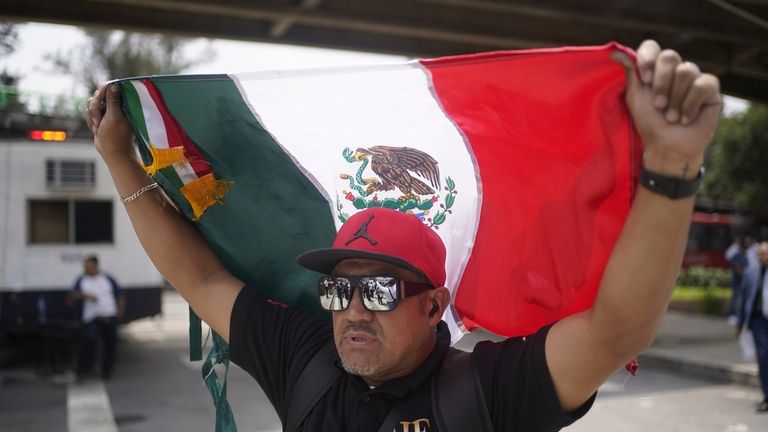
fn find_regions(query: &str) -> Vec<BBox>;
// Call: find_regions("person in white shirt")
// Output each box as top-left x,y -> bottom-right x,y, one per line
726,235 -> 759,269
68,256 -> 124,380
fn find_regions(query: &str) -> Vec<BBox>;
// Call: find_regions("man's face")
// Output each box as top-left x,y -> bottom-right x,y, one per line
84,260 -> 99,275
331,259 -> 435,386
758,243 -> 768,266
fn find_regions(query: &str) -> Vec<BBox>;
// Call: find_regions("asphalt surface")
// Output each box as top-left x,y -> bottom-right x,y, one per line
2,291 -> 766,432
568,365 -> 765,432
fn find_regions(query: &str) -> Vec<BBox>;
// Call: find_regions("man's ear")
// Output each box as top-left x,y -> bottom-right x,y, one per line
428,287 -> 451,325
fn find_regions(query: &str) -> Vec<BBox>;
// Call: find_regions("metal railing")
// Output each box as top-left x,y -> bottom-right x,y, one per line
0,84 -> 86,117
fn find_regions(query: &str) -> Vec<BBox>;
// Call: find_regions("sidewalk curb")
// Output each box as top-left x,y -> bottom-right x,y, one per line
639,350 -> 760,388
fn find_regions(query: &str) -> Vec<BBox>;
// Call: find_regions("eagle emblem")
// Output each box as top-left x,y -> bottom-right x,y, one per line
337,146 -> 458,229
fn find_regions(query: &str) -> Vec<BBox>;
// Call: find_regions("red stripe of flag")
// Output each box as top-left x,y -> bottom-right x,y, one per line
421,43 -> 642,336
141,79 -> 211,178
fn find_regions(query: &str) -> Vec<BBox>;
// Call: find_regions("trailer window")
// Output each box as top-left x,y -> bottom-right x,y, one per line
74,201 -> 112,243
28,200 -> 69,243
28,199 -> 113,244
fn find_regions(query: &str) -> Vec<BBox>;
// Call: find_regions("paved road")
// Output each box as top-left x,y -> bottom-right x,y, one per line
97,292 -> 768,432
106,291 -> 281,432
3,291 -> 766,431
567,367 -> 765,432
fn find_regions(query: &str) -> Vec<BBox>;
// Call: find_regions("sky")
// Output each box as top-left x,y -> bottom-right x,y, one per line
0,22 -> 408,99
0,22 -> 750,116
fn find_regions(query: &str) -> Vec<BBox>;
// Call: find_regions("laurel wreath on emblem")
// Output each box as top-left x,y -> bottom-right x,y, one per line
336,146 -> 458,230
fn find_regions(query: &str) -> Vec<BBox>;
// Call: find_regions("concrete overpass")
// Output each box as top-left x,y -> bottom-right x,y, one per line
1,0 -> 767,101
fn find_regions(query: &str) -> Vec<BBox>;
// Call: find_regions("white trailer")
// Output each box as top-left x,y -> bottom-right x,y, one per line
0,130 -> 164,330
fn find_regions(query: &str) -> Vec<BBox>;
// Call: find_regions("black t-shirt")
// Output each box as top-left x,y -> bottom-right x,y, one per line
229,286 -> 594,432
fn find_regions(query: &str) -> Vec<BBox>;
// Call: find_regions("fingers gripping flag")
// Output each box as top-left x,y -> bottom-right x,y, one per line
118,43 -> 639,340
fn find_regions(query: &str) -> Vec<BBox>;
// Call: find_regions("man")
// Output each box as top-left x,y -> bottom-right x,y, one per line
68,256 -> 124,380
728,237 -> 750,323
85,40 -> 720,430
737,242 -> 768,412
727,236 -> 760,270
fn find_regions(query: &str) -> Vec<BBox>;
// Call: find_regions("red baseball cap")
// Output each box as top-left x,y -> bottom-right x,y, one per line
296,208 -> 447,287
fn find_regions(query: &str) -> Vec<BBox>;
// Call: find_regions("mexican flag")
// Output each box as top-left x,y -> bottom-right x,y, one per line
117,42 -> 640,341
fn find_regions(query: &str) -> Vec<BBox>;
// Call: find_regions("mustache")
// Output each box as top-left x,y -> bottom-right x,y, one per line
342,323 -> 377,337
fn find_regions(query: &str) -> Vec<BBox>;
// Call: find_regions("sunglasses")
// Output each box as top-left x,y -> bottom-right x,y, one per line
318,275 -> 433,312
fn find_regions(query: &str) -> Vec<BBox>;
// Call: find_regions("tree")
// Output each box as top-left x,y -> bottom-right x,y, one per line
702,103 -> 768,212
0,22 -> 25,112
47,29 -> 214,95
0,22 -> 19,56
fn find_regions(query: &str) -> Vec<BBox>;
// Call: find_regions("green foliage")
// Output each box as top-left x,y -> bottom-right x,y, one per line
0,71 -> 18,86
699,289 -> 726,314
672,286 -> 731,301
0,83 -> 23,111
0,22 -> 25,111
1,22 -> 81,116
675,266 -> 731,288
46,29 -> 214,95
672,286 -> 731,315
703,103 -> 768,212
674,265 -> 731,316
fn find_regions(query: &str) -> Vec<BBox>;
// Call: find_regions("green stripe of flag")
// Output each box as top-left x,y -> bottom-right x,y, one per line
159,167 -> 184,189
119,81 -> 154,167
142,75 -> 336,315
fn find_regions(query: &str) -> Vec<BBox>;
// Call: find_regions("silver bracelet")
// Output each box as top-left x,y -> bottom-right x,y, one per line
122,183 -> 160,204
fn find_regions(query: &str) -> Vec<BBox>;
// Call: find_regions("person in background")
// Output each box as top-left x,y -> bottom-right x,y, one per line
725,235 -> 743,262
727,235 -> 759,269
736,242 -> 768,413
67,255 -> 125,380
728,237 -> 751,325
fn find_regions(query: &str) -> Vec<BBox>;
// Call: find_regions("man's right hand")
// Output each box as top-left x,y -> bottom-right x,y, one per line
85,84 -> 136,164
67,291 -> 98,304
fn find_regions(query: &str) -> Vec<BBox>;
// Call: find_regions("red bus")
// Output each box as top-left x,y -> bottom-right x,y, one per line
683,210 -> 768,269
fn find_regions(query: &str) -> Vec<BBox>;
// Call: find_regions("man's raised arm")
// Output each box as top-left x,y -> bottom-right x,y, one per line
545,40 -> 722,411
86,84 -> 243,341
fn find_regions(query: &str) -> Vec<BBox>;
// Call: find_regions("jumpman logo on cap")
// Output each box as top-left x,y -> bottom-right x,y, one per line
346,214 -> 378,246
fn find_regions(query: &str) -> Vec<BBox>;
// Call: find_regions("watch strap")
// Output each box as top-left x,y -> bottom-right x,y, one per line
640,165 -> 704,199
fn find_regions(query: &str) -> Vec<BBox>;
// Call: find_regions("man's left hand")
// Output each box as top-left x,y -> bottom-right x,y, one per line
614,40 -> 721,178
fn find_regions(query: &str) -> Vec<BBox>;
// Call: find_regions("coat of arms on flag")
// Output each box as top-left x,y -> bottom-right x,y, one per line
336,146 -> 457,229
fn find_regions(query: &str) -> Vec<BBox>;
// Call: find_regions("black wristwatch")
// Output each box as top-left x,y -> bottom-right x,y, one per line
639,165 -> 704,199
